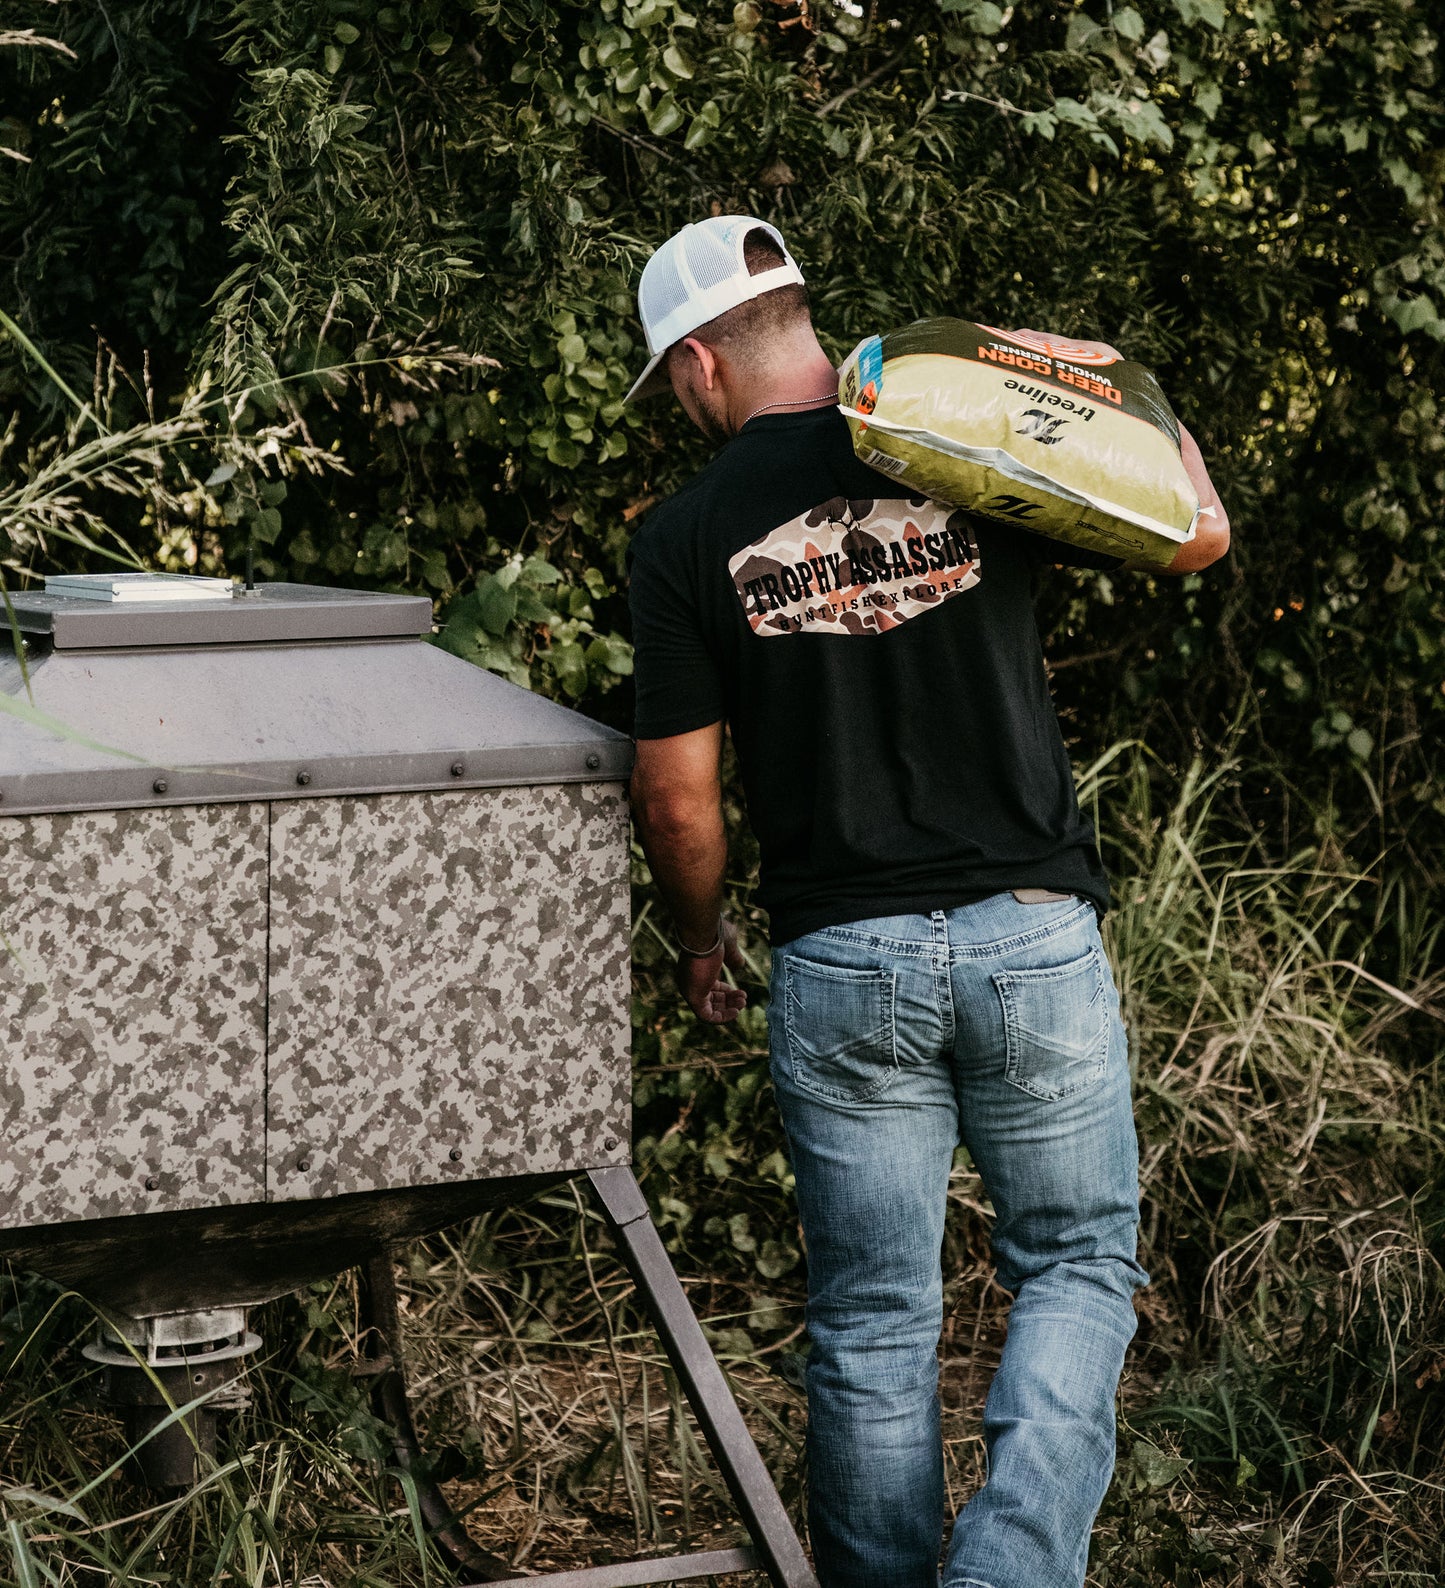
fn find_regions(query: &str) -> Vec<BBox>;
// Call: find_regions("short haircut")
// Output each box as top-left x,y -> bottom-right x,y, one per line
671,228 -> 812,364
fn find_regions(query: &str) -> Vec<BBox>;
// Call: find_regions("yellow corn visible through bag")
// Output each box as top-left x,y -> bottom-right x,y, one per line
838,320 -> 1199,569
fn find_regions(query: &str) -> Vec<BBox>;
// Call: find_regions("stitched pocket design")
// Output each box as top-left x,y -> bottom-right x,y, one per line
992,948 -> 1110,1102
781,955 -> 897,1103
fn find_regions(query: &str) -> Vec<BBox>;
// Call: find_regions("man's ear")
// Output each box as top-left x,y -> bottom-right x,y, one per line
678,336 -> 719,391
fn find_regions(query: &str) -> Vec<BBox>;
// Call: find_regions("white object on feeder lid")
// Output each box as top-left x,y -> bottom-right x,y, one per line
43,572 -> 235,603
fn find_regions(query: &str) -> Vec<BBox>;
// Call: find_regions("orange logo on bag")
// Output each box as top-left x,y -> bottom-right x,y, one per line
976,325 -> 1119,367
857,380 -> 879,416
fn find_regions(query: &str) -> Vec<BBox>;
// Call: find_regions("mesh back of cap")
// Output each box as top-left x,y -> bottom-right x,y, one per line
683,225 -> 747,293
639,249 -> 690,340
635,218 -> 798,367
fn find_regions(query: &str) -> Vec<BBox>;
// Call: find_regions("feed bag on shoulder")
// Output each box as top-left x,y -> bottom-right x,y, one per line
838,319 -> 1200,569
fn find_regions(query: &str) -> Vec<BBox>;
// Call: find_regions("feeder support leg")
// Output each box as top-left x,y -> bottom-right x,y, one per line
586,1166 -> 819,1588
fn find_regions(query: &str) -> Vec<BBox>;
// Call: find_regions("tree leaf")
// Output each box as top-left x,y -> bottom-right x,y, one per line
645,93 -> 684,138
1114,7 -> 1145,42
521,555 -> 562,585
251,506 -> 283,544
551,641 -> 588,695
1130,1439 -> 1190,1490
476,576 -> 518,635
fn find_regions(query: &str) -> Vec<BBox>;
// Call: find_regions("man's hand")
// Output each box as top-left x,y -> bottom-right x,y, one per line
1012,331 -> 1231,574
676,915 -> 749,1024
1155,422 -> 1230,574
631,722 -> 749,1024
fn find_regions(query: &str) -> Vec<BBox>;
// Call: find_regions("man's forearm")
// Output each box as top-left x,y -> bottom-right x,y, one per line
630,728 -> 747,1022
635,801 -> 728,950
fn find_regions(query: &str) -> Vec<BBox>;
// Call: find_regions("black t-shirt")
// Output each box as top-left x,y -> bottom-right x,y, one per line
627,405 -> 1113,946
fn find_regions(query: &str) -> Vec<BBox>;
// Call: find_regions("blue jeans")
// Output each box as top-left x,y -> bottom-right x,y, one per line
768,893 -> 1147,1588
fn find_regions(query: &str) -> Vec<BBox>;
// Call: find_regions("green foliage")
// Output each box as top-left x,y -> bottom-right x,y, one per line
2,9 -> 1444,1578
0,1277 -> 453,1585
436,549 -> 633,696
2,0 -> 1441,842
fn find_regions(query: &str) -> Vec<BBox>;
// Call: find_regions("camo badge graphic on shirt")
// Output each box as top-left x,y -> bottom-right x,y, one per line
728,495 -> 980,638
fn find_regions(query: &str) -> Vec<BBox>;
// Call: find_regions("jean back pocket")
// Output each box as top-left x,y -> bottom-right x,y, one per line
780,954 -> 897,1103
991,947 -> 1110,1102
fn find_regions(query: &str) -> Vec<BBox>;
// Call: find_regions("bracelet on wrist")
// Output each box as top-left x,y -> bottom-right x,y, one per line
675,914 -> 724,958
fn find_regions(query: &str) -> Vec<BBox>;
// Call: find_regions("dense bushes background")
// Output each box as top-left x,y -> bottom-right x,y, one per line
2,2 -> 1443,1583
4,0 -> 1442,846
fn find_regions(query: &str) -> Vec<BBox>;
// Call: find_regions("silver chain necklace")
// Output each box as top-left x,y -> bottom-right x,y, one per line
739,391 -> 838,429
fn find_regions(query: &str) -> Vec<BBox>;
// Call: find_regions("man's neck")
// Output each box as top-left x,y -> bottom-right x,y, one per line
724,342 -> 838,436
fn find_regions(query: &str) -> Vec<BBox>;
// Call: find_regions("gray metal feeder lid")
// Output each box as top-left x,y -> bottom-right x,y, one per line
0,581 -> 633,814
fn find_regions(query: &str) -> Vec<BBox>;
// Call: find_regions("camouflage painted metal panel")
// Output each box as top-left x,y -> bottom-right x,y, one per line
266,783 -> 631,1201
0,805 -> 268,1228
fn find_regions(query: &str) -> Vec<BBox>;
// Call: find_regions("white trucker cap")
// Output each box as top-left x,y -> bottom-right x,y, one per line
625,216 -> 805,402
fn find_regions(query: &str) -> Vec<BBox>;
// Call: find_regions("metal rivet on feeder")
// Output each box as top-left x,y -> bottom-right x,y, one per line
451,761 -> 465,777
152,778 -> 168,795
295,770 -> 311,786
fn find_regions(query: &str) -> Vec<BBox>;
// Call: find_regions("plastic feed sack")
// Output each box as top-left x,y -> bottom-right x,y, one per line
838,320 -> 1200,569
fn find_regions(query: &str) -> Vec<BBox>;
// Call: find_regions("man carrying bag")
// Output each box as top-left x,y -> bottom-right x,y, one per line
623,215 -> 1229,1588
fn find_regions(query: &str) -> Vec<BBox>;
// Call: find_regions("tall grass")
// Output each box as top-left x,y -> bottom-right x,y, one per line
1082,745 -> 1445,1584
2,744 -> 1441,1586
